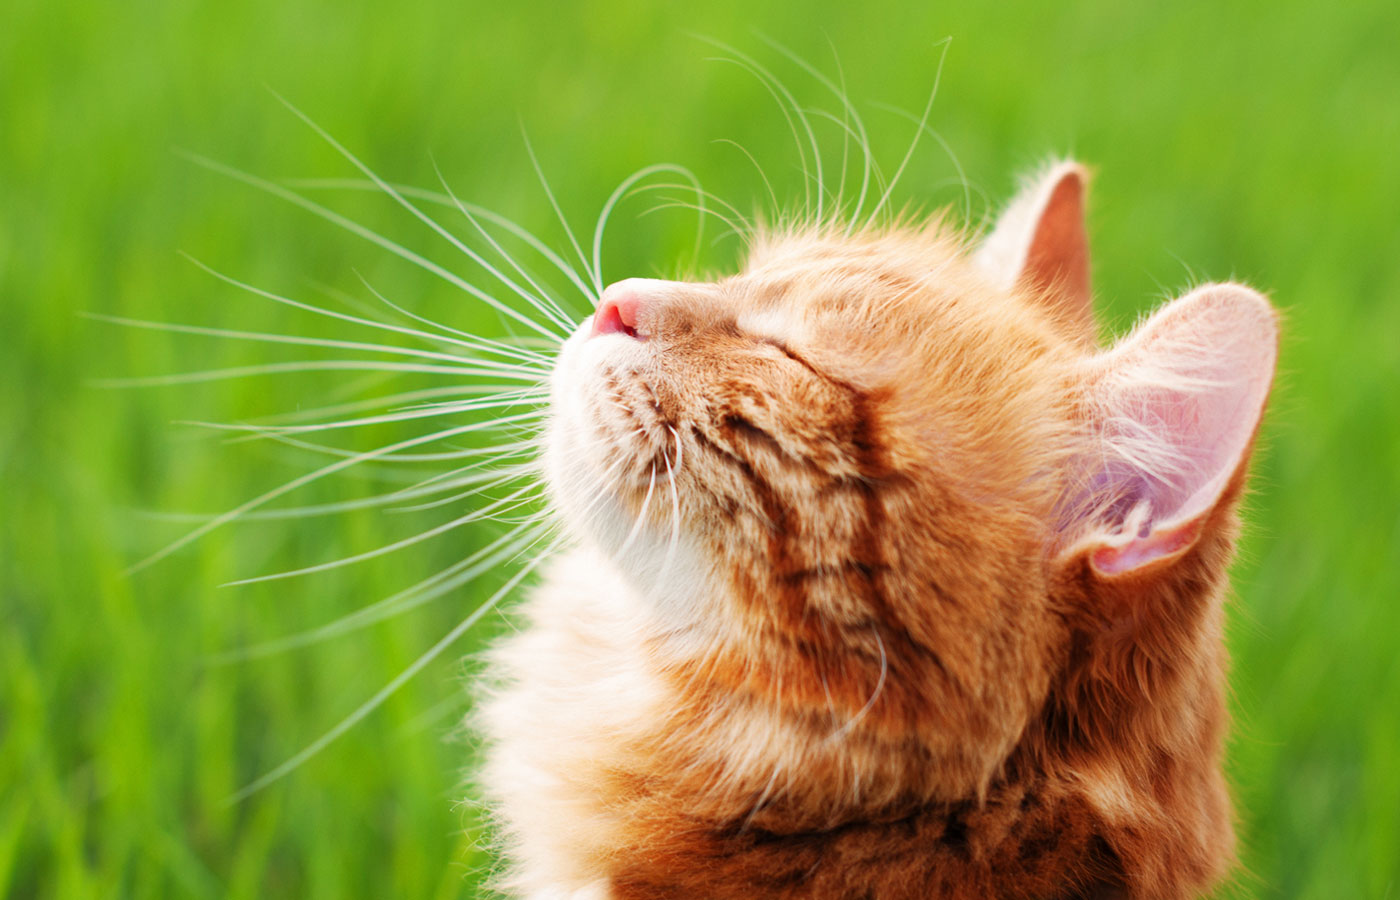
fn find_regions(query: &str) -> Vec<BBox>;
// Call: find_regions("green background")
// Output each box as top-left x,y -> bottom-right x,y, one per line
4,0 -> 1398,897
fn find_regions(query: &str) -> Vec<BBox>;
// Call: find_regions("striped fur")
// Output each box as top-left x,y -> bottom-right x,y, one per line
480,169 -> 1275,899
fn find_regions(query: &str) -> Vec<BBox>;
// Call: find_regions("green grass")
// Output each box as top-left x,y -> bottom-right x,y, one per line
4,0 -> 1398,897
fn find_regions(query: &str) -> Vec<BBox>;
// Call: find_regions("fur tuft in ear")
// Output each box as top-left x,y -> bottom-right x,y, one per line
1064,283 -> 1278,575
975,160 -> 1095,342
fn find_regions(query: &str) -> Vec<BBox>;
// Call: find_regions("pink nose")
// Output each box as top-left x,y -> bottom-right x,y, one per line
591,286 -> 644,339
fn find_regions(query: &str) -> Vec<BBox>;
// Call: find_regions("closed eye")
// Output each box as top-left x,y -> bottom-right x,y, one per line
757,337 -> 829,382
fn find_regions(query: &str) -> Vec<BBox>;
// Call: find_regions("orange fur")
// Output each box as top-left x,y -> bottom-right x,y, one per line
480,164 -> 1276,899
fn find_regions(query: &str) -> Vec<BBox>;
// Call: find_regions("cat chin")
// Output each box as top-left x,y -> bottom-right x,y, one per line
542,321 -> 634,534
542,323 -> 718,636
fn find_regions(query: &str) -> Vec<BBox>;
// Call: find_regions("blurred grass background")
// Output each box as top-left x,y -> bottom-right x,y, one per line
4,0 -> 1398,897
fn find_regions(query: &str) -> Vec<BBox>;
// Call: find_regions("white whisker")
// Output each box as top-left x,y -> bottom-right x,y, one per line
805,109 -> 887,228
705,50 -> 817,221
661,427 -> 683,576
614,464 -> 658,559
285,178 -> 598,305
626,180 -> 753,235
594,164 -> 709,294
127,416 -> 533,573
147,458 -> 538,523
827,628 -> 888,743
210,422 -> 540,467
84,312 -> 549,379
712,138 -> 779,222
225,549 -> 551,802
192,397 -> 543,438
182,253 -> 552,365
255,386 -> 539,426
866,37 -> 952,227
348,272 -> 556,367
179,151 -> 565,343
269,93 -> 577,340
869,105 -> 975,228
756,34 -> 875,227
386,466 -> 541,515
519,125 -> 599,302
432,159 -> 580,328
91,360 -> 517,389
638,201 -> 744,248
824,40 -> 852,217
704,38 -> 824,223
224,482 -> 543,586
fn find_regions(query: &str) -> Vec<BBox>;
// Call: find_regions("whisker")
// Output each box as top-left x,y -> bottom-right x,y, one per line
191,397 -> 544,438
268,92 -> 576,340
661,427 -> 682,576
254,385 -> 533,426
703,37 -> 824,223
871,106 -> 977,228
389,449 -> 538,492
805,109 -> 887,229
90,360 -> 519,389
432,158 -> 580,328
865,37 -> 952,228
824,40 -> 852,218
224,481 -> 543,586
519,124 -> 599,302
84,312 -> 549,379
225,549 -> 551,802
704,50 -> 816,222
181,253 -> 550,365
234,426 -> 543,465
146,457 -> 538,523
386,464 -> 542,515
593,164 -> 709,294
614,463 -> 658,559
639,201 -> 744,248
398,385 -> 545,411
178,151 -> 564,343
826,628 -> 888,742
285,178 -> 598,304
626,180 -> 753,236
756,34 -> 869,226
711,138 -> 780,225
349,272 -> 556,366
127,416 -> 533,573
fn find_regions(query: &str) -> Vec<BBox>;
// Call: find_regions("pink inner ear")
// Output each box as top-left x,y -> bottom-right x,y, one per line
974,161 -> 1096,343
1022,172 -> 1092,322
1092,519 -> 1201,574
1072,284 -> 1277,573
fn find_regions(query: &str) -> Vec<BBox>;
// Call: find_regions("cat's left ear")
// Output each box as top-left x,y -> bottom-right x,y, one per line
1059,283 -> 1278,576
975,160 -> 1094,342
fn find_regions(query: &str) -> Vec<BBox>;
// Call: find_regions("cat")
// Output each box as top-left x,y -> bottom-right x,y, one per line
479,160 -> 1277,900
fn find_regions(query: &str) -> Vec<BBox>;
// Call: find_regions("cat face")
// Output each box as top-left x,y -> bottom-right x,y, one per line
548,228 -> 1075,795
544,163 -> 1276,801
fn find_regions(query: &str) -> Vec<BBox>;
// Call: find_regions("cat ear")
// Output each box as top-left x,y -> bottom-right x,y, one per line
975,161 -> 1095,341
1063,283 -> 1278,576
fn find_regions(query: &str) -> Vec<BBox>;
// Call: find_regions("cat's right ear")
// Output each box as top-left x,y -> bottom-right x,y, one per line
1057,283 -> 1278,577
974,161 -> 1095,342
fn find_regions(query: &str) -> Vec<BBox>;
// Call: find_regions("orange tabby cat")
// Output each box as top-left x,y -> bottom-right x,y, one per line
481,161 -> 1277,899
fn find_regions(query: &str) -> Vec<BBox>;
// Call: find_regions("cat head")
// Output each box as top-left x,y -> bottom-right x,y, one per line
544,161 -> 1276,802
